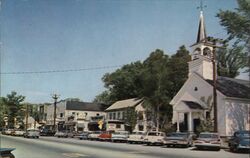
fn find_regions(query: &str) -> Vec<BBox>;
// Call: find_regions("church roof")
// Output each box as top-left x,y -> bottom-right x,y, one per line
196,11 -> 207,43
182,101 -> 204,110
206,76 -> 250,99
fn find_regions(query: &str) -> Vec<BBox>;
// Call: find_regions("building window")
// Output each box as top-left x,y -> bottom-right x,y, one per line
116,124 -> 121,128
96,113 -> 100,116
109,113 -> 112,120
206,111 -> 210,119
138,125 -> 144,131
113,112 -> 116,120
77,113 -> 79,116
117,112 -> 120,119
194,87 -> 198,91
72,112 -> 75,115
60,113 -> 63,118
122,112 -> 125,119
138,112 -> 143,120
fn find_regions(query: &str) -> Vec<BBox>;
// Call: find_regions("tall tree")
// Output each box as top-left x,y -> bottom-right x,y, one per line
101,61 -> 144,102
217,0 -> 250,74
0,97 -> 7,128
2,91 -> 25,128
217,44 -> 248,78
139,49 -> 170,131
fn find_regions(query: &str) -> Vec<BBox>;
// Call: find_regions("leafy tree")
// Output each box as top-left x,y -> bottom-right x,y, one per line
139,49 -> 171,131
93,90 -> 112,105
0,97 -> 7,128
2,91 -> 25,128
217,0 -> 250,48
124,107 -> 138,132
101,61 -> 144,102
217,44 -> 248,78
167,45 -> 191,97
217,0 -> 250,74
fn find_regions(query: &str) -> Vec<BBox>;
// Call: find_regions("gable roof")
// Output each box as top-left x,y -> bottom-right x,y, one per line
105,98 -> 143,111
182,101 -> 204,110
206,76 -> 250,99
66,101 -> 109,112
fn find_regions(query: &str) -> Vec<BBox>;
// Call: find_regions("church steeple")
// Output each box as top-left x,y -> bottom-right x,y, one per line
188,0 -> 214,80
196,10 -> 207,43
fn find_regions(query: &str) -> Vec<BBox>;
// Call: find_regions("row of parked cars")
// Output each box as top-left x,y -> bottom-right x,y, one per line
2,128 -> 249,153
2,129 -> 40,138
71,130 -> 249,152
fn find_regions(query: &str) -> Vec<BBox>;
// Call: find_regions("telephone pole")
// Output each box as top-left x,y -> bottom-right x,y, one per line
25,104 -> 29,133
206,37 -> 225,132
52,94 -> 59,132
212,39 -> 218,132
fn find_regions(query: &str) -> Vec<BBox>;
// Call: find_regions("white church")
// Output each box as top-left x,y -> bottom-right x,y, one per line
170,10 -> 250,137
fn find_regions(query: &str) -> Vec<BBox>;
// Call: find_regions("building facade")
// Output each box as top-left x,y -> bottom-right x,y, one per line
105,98 -> 152,132
45,100 -> 108,132
170,10 -> 250,136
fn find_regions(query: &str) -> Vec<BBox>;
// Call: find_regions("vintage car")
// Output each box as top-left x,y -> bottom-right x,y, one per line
0,148 -> 15,158
143,131 -> 165,146
127,131 -> 145,144
88,131 -> 101,140
164,132 -> 193,147
193,132 -> 221,150
75,131 -> 90,140
40,129 -> 55,136
4,129 -> 14,135
24,129 -> 40,138
111,131 -> 129,143
13,129 -> 25,137
54,131 -> 69,138
98,131 -> 112,141
229,130 -> 250,152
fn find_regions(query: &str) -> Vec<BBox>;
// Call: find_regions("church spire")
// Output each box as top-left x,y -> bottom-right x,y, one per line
196,0 -> 207,43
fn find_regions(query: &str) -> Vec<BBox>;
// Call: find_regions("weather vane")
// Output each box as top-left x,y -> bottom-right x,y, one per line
197,0 -> 207,12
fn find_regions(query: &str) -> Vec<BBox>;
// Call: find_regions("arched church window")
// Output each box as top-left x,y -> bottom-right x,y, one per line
203,47 -> 212,58
193,48 -> 201,60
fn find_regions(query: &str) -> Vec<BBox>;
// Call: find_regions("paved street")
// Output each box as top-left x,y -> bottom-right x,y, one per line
1,135 -> 249,158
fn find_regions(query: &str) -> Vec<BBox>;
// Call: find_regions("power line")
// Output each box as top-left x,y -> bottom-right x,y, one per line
0,65 -> 123,75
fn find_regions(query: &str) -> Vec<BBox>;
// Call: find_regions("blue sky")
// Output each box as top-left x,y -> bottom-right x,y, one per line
0,0 -> 241,103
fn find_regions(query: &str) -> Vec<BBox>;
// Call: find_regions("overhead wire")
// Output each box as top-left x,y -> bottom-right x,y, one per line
0,65 -> 123,75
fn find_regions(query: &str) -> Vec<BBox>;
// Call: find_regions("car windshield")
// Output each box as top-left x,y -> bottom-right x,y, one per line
168,133 -> 188,138
238,131 -> 250,138
199,133 -> 218,139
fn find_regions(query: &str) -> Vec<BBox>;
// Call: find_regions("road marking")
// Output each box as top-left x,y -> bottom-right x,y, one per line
62,153 -> 88,157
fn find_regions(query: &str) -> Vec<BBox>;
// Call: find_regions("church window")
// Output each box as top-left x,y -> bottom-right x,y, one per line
194,87 -> 198,91
203,47 -> 212,58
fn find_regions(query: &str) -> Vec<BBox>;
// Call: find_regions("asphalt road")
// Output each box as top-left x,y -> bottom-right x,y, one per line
1,135 -> 249,158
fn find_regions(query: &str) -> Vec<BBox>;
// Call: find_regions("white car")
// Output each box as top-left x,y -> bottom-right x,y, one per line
24,129 -> 40,138
127,131 -> 146,144
111,131 -> 129,142
5,129 -> 14,135
88,131 -> 101,140
55,131 -> 68,138
13,130 -> 25,136
144,131 -> 165,145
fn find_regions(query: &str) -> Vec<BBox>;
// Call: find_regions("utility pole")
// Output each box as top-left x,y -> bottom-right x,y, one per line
25,104 -> 29,133
52,94 -> 59,132
212,39 -> 218,132
206,37 -> 225,132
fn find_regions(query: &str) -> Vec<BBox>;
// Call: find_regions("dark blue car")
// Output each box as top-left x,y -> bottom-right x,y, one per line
229,130 -> 250,152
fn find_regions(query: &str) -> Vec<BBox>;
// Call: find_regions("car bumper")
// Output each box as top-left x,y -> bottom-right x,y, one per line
194,143 -> 220,148
238,144 -> 250,149
164,140 -> 189,145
